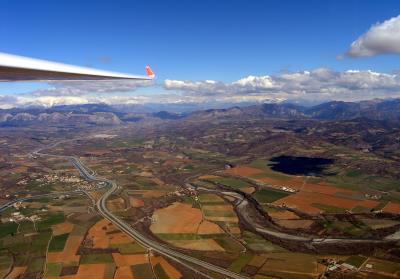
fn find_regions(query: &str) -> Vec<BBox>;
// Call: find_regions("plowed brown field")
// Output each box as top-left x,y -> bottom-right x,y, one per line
114,266 -> 134,279
150,202 -> 223,234
62,263 -> 106,279
129,197 -> 144,208
47,235 -> 83,263
225,166 -> 264,176
112,253 -> 148,267
87,219 -> 134,248
88,219 -> 112,249
273,191 -> 378,214
383,202 -> 400,214
151,256 -> 182,279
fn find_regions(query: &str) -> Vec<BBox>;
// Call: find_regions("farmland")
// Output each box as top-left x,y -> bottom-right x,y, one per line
0,193 -> 181,279
222,159 -> 383,216
0,107 -> 400,278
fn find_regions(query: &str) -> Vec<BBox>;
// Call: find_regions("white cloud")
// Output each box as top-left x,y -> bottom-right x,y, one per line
0,94 -> 178,109
164,79 -> 228,95
346,15 -> 400,57
0,95 -> 93,109
2,69 -> 400,109
165,75 -> 279,96
233,76 -> 277,90
163,69 -> 400,102
31,79 -> 154,96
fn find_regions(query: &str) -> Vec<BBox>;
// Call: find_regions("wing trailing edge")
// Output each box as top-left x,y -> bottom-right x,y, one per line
0,52 -> 154,81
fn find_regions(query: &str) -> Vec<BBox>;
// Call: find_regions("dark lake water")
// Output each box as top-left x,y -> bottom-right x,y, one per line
268,155 -> 334,176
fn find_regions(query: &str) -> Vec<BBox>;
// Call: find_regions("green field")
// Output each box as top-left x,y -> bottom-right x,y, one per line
259,252 -> 318,279
364,259 -> 400,275
214,236 -> 244,253
134,177 -> 159,189
324,220 -> 370,238
198,193 -> 225,204
45,263 -> 62,277
327,171 -> 400,192
131,263 -> 153,279
27,257 -> 45,273
242,231 -> 286,253
154,263 -> 169,279
345,255 -> 368,268
203,210 -> 236,217
0,222 -> 18,238
19,207 -> 38,216
37,212 -> 65,231
48,233 -> 69,252
312,203 -> 346,214
351,205 -> 371,213
31,230 -> 52,255
0,252 -> 12,277
228,254 -> 253,273
253,188 -> 291,203
18,220 -> 36,233
209,177 -> 250,189
110,243 -> 146,254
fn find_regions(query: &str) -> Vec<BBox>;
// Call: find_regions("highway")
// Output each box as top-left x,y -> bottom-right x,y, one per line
34,147 -> 248,279
79,160 -> 247,279
36,140 -> 399,275
13,138 -> 398,277
69,153 -> 397,261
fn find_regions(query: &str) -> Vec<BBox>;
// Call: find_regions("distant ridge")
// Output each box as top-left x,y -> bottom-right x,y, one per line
1,98 -> 400,126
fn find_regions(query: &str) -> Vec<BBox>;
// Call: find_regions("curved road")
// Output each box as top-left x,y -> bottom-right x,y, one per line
34,148 -> 248,279
32,139 -> 399,276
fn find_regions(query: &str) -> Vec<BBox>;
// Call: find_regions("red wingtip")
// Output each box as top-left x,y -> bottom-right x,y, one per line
146,66 -> 155,79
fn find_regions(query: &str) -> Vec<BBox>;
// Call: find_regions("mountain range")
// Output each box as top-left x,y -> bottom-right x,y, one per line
1,98 -> 400,126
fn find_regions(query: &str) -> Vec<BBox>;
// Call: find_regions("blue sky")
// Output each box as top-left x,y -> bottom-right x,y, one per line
1,0 -> 400,107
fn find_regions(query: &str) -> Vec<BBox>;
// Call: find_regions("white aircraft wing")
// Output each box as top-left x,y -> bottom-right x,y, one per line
0,52 -> 155,81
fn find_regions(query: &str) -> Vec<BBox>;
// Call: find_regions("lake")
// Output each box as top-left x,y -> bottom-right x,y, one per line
268,155 -> 334,176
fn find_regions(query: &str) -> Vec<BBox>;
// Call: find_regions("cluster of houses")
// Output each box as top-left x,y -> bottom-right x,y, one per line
276,185 -> 297,193
326,258 -> 358,272
260,183 -> 297,193
0,202 -> 44,224
34,174 -> 100,191
36,174 -> 81,184
325,258 -> 373,274
364,193 -> 381,200
7,211 -> 41,223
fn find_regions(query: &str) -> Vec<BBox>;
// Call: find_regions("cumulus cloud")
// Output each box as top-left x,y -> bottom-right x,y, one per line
165,76 -> 279,96
346,15 -> 400,57
0,93 -> 182,109
2,69 -> 400,109
0,95 -> 89,109
31,79 -> 154,97
164,69 -> 400,102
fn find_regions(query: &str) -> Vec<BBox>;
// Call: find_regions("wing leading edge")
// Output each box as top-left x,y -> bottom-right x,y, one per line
0,52 -> 154,81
